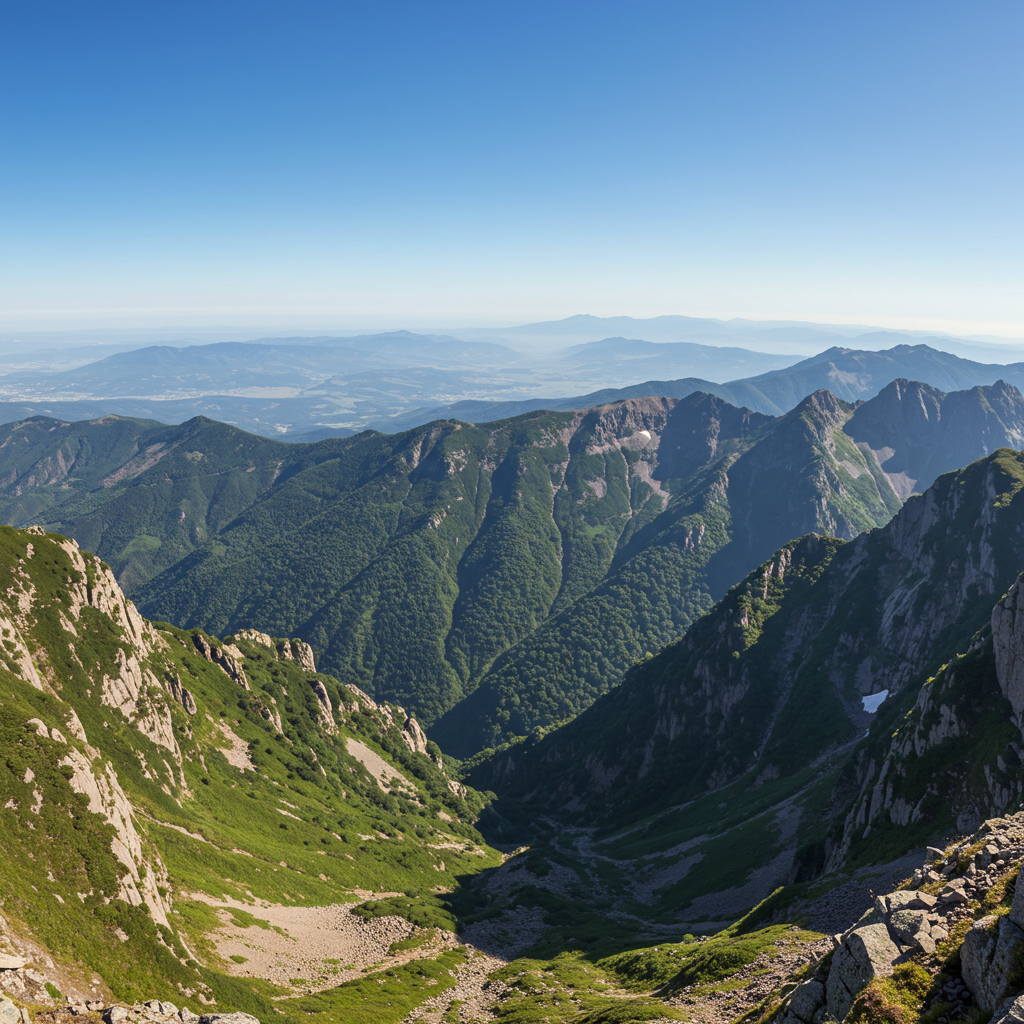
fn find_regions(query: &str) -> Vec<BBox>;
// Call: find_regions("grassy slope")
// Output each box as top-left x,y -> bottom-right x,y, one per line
0,524 -> 500,1024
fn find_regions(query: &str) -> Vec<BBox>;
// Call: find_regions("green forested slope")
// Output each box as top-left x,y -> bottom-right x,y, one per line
3,380 -> 1023,757
479,449 -> 1024,834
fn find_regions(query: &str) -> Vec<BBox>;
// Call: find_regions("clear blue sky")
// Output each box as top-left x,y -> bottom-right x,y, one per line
1,1 -> 1021,334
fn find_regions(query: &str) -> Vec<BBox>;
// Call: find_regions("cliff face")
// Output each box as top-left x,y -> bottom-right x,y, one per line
846,378 -> 1024,500
481,448 -> 1024,871
0,524 -> 495,1015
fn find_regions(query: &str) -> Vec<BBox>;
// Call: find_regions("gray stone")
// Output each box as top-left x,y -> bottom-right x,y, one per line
885,891 -> 920,914
0,957 -> 25,971
890,908 -> 930,945
0,998 -> 19,1024
993,994 -> 1024,1024
962,915 -> 1024,1010
1008,868 -> 1024,930
178,1010 -> 198,1024
198,1015 -> 261,1024
910,892 -> 939,909
104,1007 -> 130,1024
913,930 -> 937,955
826,924 -> 900,1020
788,979 -> 825,1022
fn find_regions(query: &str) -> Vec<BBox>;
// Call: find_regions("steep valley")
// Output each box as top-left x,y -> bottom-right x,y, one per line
6,390 -> 1024,1024
3,379 -> 1023,756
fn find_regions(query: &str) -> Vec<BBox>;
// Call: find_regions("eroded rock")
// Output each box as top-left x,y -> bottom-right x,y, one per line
961,914 -> 1024,1010
826,922 -> 899,1020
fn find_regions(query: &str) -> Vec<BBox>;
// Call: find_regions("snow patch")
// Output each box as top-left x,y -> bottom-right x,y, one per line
862,689 -> 889,714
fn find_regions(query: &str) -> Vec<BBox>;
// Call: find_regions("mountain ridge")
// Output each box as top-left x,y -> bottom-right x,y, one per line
3,379 -> 1023,755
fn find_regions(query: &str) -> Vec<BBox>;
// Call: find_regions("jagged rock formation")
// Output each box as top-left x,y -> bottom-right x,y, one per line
777,815 -> 1024,1024
845,377 -> 1024,499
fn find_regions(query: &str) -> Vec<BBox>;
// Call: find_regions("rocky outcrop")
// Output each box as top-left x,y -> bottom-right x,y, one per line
401,716 -> 429,755
101,647 -> 179,755
191,633 -> 249,690
164,672 -> 197,715
235,629 -> 316,673
826,919 -> 900,1020
962,916 -> 1024,1010
235,628 -> 273,648
59,745 -> 171,928
994,576 -> 1024,732
279,639 -> 316,673
777,815 -> 1024,1024
309,680 -> 337,735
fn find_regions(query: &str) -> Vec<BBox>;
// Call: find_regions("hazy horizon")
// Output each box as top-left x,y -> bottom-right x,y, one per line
2,1 -> 1021,338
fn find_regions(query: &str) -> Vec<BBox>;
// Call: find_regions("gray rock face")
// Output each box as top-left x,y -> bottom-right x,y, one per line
198,1014 -> 261,1024
961,915 -> 1024,1010
889,908 -> 929,945
286,640 -> 316,674
993,994 -> 1024,1024
1010,867 -> 1024,930
0,997 -> 20,1024
826,923 -> 900,1020
993,576 -> 1024,731
191,633 -> 249,690
402,716 -> 429,755
788,979 -> 825,1022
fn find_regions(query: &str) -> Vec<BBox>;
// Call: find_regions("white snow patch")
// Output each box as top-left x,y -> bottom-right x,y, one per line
862,689 -> 889,714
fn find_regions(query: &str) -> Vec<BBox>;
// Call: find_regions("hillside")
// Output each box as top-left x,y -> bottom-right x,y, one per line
0,523 -> 504,1024
3,380 -> 1023,756
9,520 -> 1024,1024
470,448 -> 1024,924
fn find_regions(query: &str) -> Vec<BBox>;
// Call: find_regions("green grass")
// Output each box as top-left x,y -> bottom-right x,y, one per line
279,948 -> 467,1024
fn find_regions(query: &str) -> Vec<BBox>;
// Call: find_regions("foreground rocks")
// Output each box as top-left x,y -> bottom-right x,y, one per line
778,812 -> 1024,1024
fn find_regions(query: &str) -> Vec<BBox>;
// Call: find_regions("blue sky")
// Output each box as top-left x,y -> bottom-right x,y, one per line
1,1 -> 1021,334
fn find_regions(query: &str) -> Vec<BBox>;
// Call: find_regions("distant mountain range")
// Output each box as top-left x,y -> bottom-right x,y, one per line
2,377 -> 1021,756
388,340 -> 1024,428
4,318 -> 1024,438
446,313 -> 1024,360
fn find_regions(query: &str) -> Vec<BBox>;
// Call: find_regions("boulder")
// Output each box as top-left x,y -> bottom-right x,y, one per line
889,908 -> 930,945
104,1008 -> 129,1024
0,998 -> 19,1024
962,915 -> 1024,1010
1009,868 -> 1024,929
788,979 -> 825,1022
0,957 -> 25,970
993,994 -> 1024,1024
827,923 -> 900,1020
